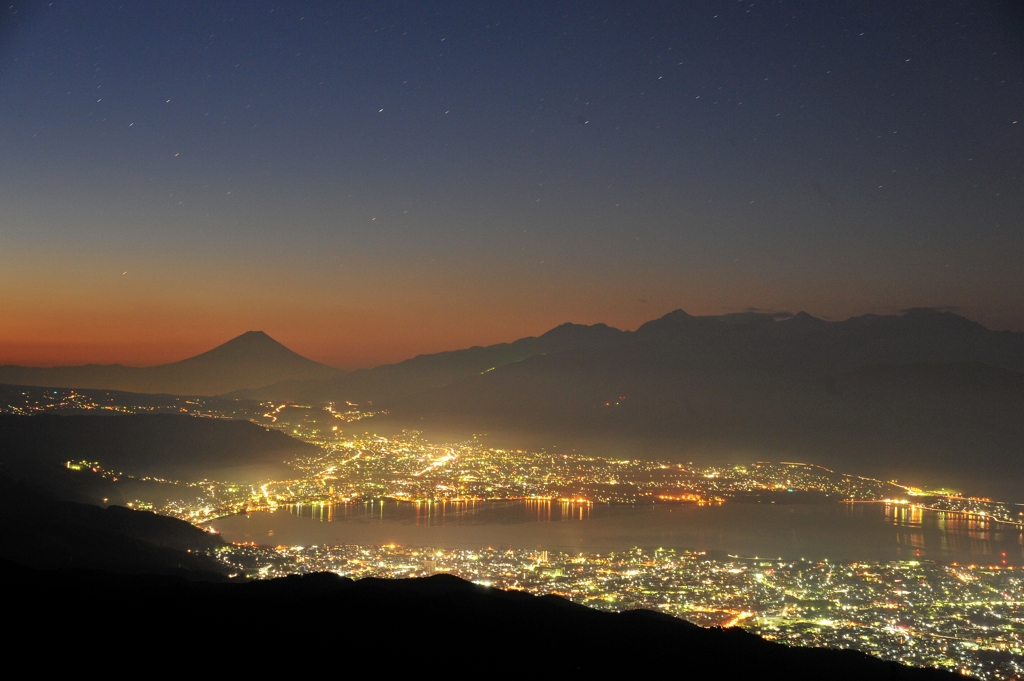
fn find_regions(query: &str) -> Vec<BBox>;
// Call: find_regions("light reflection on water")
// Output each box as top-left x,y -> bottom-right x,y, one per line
282,498 -> 597,526
872,501 -> 1021,565
210,499 -> 1024,565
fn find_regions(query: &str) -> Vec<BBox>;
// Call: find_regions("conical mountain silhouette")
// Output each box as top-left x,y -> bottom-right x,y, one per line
0,332 -> 340,396
166,331 -> 315,370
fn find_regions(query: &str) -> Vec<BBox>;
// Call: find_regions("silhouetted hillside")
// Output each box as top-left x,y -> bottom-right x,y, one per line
0,477 -> 226,578
243,309 -> 1023,406
0,413 -> 308,577
629,308 -> 1024,375
0,413 -> 313,481
3,563 -> 957,679
0,331 -> 341,395
384,310 -> 1024,499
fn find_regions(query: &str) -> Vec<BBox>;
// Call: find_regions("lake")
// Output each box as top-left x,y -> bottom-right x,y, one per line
207,499 -> 1024,565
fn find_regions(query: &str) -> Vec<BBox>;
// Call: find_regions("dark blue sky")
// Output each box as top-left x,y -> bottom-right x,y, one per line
1,1 -> 1021,367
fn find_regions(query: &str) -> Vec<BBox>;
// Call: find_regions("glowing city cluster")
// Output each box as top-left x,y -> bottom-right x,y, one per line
130,424 -> 1022,529
10,387 -> 1023,530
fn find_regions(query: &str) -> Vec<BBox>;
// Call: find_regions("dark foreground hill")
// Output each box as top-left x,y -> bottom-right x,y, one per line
3,563 -> 957,680
0,330 -> 341,395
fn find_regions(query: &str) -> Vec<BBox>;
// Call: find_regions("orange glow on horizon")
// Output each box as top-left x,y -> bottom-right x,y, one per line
3,276 -> 1023,370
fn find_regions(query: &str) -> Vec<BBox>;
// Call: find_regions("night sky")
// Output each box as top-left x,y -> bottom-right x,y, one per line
1,1 -> 1021,368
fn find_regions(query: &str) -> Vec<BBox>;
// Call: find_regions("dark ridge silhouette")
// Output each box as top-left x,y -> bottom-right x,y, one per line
4,309 -> 1023,497
0,476 -> 227,578
230,321 -> 625,402
373,310 -> 1024,499
0,331 -> 341,396
238,308 -> 1023,405
3,563 -> 958,679
0,413 -> 313,482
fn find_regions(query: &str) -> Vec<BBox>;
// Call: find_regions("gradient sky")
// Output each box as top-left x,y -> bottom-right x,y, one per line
1,1 -> 1022,368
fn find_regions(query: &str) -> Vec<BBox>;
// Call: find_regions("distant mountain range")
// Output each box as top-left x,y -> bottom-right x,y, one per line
3,309 -> 1023,497
232,308 -> 1024,498
233,309 -> 1024,405
0,331 -> 341,396
229,321 -> 624,402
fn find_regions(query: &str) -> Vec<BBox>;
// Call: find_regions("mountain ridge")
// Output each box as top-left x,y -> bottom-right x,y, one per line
210,309 -> 1024,499
228,320 -> 625,402
234,308 -> 1024,405
0,331 -> 341,396
371,309 -> 1024,499
5,309 -> 1023,497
